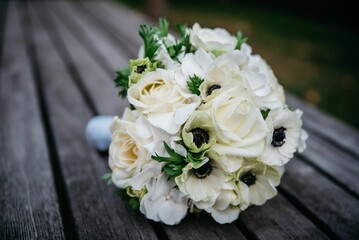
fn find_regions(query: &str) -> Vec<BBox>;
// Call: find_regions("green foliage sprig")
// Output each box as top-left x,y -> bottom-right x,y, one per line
235,31 -> 248,50
114,67 -> 131,98
187,75 -> 204,95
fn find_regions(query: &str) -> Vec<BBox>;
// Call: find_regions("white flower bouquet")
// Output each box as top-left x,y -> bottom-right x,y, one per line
104,19 -> 308,225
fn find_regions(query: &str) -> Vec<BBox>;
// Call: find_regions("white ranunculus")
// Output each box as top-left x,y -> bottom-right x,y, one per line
190,23 -> 237,55
175,157 -> 225,207
205,181 -> 243,224
245,55 -> 285,109
140,173 -> 189,225
199,50 -> 249,102
127,69 -> 200,134
237,161 -> 283,206
109,109 -> 151,189
206,150 -> 244,174
259,108 -> 303,166
201,90 -> 268,158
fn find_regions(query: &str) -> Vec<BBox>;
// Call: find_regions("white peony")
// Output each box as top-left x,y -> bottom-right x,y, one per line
140,173 -> 189,225
190,23 -> 237,55
259,108 -> 303,166
201,89 -> 268,158
127,69 -> 200,134
109,109 -> 151,189
237,161 -> 283,206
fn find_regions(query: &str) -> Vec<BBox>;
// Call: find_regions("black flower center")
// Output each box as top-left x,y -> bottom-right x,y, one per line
207,84 -> 221,96
135,64 -> 147,74
194,163 -> 213,179
241,172 -> 256,186
271,126 -> 287,147
190,127 -> 210,148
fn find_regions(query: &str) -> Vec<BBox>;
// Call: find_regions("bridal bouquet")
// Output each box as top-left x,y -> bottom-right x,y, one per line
104,19 -> 308,225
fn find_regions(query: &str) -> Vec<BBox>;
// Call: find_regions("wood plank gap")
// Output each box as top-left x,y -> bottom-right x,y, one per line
74,2 -> 137,58
0,0 -> 8,63
277,188 -> 338,240
150,222 -> 170,240
22,3 -> 79,239
296,154 -> 359,201
34,3 -> 99,116
302,123 -> 359,161
48,2 -> 115,77
235,219 -> 259,240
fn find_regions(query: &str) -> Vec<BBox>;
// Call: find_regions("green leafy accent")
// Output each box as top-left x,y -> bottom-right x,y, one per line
167,24 -> 192,61
158,18 -> 169,37
152,142 -> 187,180
186,151 -> 204,165
114,67 -> 131,98
116,189 -> 140,210
187,75 -> 204,95
261,109 -> 271,120
138,24 -> 160,61
235,31 -> 248,50
101,172 -> 113,186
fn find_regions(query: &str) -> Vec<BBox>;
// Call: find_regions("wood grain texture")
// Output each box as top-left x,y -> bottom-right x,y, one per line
26,2 -> 158,239
282,157 -> 359,239
0,3 -> 64,240
287,94 -> 359,158
299,133 -> 359,197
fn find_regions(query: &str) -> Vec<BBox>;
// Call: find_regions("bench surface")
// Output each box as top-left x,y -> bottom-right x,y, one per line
1,1 -> 358,239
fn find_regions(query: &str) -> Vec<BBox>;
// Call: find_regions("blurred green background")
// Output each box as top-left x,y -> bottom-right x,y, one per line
116,0 -> 359,129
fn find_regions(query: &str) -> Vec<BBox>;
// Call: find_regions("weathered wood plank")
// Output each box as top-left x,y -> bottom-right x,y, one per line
287,94 -> 359,158
238,195 -> 329,240
281,157 -> 359,239
0,3 -> 64,240
26,2 -> 158,239
44,2 -> 248,239
300,133 -> 359,198
78,1 -> 145,58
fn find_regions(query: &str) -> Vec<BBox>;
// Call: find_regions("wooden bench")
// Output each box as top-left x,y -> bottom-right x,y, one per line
1,1 -> 358,239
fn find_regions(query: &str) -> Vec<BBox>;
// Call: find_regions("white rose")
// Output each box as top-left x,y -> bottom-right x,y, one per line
140,173 -> 189,225
109,109 -> 151,189
190,23 -> 237,55
201,90 -> 268,158
127,69 -> 200,134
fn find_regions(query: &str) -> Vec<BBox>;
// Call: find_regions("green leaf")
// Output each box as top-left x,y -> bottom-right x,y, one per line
158,18 -> 169,37
186,151 -> 204,165
235,31 -> 248,50
101,172 -> 112,185
187,75 -> 204,95
261,109 -> 271,120
114,67 -> 131,98
152,142 -> 187,179
177,24 -> 187,38
115,189 -> 140,210
138,24 -> 160,61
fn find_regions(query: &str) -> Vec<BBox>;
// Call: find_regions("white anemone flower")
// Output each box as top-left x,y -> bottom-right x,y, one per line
175,157 -> 226,208
259,108 -> 303,166
140,173 -> 189,225
237,161 -> 283,206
